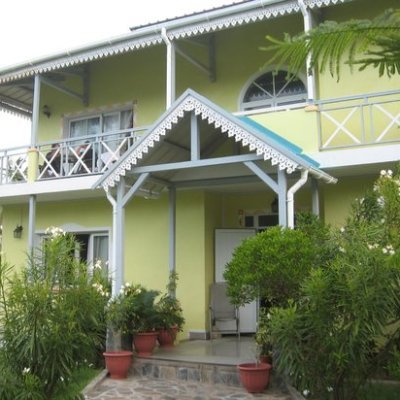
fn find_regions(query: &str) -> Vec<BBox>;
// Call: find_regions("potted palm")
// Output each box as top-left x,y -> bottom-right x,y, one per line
156,294 -> 185,347
156,272 -> 185,347
106,283 -> 160,357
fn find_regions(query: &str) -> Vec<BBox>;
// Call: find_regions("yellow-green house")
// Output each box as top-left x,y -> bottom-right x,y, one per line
0,0 -> 399,339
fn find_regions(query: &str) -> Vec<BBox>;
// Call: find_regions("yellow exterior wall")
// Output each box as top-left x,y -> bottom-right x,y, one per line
323,175 -> 375,227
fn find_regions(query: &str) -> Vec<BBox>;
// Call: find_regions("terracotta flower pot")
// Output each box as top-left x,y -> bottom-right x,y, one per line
158,326 -> 178,347
133,331 -> 158,356
237,362 -> 272,393
103,351 -> 133,379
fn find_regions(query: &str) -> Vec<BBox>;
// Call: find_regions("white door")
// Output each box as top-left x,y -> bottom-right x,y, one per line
215,229 -> 257,333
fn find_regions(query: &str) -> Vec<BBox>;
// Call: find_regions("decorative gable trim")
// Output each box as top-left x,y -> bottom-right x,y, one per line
167,0 -> 347,40
0,0 -> 349,84
102,95 -> 299,190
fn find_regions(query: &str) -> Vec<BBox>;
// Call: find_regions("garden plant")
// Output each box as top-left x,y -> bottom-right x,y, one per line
0,228 -> 109,400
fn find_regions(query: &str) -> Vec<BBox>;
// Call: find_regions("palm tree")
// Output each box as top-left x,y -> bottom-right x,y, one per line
263,8 -> 400,79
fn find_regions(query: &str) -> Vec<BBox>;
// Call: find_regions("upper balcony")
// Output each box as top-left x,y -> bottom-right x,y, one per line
0,88 -> 399,190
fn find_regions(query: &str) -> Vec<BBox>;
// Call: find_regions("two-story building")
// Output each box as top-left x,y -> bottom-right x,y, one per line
0,0 -> 399,339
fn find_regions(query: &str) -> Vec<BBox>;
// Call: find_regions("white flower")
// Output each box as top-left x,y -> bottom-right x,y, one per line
377,196 -> 385,207
303,389 -> 310,397
94,259 -> 103,270
60,376 -> 64,382
390,250 -> 395,256
382,248 -> 388,254
339,247 -> 346,253
327,386 -> 333,392
22,367 -> 30,375
388,170 -> 393,176
340,227 -> 345,233
380,170 -> 387,176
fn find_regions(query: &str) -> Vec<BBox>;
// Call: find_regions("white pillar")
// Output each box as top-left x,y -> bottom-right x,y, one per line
278,169 -> 287,227
161,28 -> 176,109
27,195 -> 36,254
113,178 -> 125,295
311,178 -> 320,217
298,0 -> 316,102
169,186 -> 176,296
31,75 -> 41,147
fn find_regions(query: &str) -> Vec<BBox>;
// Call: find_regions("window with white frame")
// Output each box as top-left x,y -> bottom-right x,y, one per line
241,69 -> 307,111
69,108 -> 134,141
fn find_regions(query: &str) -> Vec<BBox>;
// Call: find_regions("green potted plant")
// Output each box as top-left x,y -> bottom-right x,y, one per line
156,294 -> 185,347
106,283 -> 160,357
255,308 -> 273,364
156,272 -> 185,347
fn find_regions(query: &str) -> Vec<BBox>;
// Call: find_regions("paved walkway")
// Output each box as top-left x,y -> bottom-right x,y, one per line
84,374 -> 292,400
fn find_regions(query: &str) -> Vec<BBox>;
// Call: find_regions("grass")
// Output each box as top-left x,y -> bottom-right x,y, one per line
52,366 -> 101,400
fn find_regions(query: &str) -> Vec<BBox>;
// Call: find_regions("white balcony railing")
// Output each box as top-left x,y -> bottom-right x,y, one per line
37,127 -> 146,180
317,90 -> 400,150
0,146 -> 29,184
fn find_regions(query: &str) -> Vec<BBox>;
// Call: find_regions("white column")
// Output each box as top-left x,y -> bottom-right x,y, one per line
31,75 -> 41,147
169,186 -> 176,296
27,195 -> 36,254
298,0 -> 316,102
311,178 -> 320,216
161,28 -> 176,109
114,178 -> 125,295
278,169 -> 287,227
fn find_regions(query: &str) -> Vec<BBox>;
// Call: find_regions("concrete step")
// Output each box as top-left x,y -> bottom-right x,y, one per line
132,356 -> 283,390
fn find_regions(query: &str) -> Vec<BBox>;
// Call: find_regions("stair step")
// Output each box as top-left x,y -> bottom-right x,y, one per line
133,357 -> 241,386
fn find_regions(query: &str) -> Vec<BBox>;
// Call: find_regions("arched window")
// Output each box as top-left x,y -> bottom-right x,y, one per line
240,70 -> 307,111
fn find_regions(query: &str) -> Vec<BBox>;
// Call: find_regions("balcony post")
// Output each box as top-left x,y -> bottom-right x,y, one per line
31,75 -> 41,146
161,28 -> 176,109
27,148 -> 39,182
298,0 -> 316,102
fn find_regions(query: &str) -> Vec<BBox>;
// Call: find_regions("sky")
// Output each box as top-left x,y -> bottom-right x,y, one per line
0,0 -> 242,149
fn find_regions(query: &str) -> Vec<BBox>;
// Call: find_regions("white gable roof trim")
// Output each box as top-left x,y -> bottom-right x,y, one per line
0,0 -> 349,84
102,95 -> 299,190
167,0 -> 347,40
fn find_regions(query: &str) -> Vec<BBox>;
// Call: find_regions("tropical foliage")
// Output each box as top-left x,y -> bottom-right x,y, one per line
270,170 -> 400,400
264,8 -> 400,79
223,225 -> 322,308
0,228 -> 109,400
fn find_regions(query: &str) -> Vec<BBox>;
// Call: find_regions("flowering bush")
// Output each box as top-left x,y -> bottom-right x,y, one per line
0,228 -> 110,399
106,283 -> 160,334
270,170 -> 400,400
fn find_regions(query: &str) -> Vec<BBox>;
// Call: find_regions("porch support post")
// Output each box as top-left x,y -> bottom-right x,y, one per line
31,75 -> 41,147
161,27 -> 176,109
311,178 -> 320,216
27,195 -> 36,255
169,186 -> 176,297
277,169 -> 288,227
114,178 -> 125,295
191,112 -> 200,161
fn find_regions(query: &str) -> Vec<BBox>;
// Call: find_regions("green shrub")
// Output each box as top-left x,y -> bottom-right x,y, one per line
0,229 -> 109,399
270,170 -> 400,400
223,225 -> 318,307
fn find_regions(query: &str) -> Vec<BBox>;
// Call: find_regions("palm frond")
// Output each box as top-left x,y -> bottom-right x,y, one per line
262,8 -> 400,79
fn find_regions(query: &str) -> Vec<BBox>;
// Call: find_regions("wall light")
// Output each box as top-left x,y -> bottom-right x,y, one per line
13,225 -> 23,239
42,104 -> 51,118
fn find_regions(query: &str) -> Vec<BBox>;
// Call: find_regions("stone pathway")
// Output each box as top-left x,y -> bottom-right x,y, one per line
84,374 -> 292,400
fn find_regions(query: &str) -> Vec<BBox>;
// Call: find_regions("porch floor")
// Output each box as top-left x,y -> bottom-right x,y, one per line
150,335 -> 257,365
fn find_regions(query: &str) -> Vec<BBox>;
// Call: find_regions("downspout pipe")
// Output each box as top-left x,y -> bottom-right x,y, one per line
161,27 -> 175,109
287,169 -> 308,229
298,0 -> 316,102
